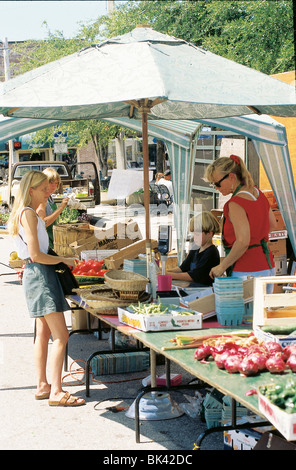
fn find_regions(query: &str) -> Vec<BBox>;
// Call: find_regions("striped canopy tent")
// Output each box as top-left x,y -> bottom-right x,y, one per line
0,113 -> 294,263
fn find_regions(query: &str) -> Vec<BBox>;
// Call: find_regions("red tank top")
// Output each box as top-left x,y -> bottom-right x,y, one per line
223,188 -> 274,272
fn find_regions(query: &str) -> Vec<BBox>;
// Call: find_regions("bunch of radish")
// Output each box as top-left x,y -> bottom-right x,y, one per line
194,335 -> 296,376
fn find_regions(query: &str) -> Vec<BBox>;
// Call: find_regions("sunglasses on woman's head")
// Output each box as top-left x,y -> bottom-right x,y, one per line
210,173 -> 230,188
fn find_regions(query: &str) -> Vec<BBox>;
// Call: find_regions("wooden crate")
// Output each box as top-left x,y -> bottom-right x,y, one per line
253,276 -> 296,327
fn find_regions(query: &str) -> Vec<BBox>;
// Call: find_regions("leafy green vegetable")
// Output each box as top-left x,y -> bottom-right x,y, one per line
58,207 -> 79,224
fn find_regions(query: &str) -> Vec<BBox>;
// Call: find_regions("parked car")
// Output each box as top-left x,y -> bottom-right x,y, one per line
0,160 -> 100,207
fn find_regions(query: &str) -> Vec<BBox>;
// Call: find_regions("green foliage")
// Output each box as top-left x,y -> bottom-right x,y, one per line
11,0 -> 295,171
104,0 -> 294,74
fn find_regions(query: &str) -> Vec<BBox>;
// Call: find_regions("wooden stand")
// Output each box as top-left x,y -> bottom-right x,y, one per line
253,276 -> 296,327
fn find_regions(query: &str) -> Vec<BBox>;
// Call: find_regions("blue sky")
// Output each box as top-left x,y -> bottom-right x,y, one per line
0,1 -> 127,41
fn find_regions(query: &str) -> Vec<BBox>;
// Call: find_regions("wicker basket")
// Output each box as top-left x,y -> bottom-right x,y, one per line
104,270 -> 149,292
9,259 -> 25,268
81,290 -> 150,311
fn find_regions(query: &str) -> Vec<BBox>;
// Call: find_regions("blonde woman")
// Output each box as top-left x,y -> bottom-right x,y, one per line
204,155 -> 277,280
37,167 -> 69,249
167,211 -> 220,286
8,171 -> 84,407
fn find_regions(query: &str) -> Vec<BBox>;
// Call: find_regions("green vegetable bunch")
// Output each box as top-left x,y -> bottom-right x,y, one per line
129,301 -> 195,316
58,207 -> 79,224
260,379 -> 296,414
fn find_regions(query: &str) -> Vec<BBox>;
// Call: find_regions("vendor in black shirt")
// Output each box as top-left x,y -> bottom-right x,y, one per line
167,211 -> 220,287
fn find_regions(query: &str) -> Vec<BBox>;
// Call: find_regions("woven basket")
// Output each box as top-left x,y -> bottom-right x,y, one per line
104,270 -> 149,292
81,291 -> 150,311
9,259 -> 25,268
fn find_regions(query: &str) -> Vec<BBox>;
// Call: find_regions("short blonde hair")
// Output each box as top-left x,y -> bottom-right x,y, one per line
43,167 -> 61,185
204,155 -> 254,188
189,211 -> 220,234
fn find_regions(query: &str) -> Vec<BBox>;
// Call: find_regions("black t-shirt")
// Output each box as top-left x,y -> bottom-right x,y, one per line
180,244 -> 220,286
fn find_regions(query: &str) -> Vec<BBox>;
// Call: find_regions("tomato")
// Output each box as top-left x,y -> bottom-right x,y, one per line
98,269 -> 108,277
91,260 -> 103,272
75,261 -> 84,270
87,269 -> 98,277
74,269 -> 83,276
80,263 -> 90,273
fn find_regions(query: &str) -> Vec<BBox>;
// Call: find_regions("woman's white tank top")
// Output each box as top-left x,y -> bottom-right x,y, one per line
15,207 -> 49,259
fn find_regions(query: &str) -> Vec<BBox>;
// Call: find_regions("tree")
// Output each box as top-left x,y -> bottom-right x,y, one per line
103,0 -> 294,74
11,0 -> 294,174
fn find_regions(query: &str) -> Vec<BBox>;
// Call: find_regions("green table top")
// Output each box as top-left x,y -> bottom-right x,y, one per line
132,328 -> 296,418
69,295 -> 295,424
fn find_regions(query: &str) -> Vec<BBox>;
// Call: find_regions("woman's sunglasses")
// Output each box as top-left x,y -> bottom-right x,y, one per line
210,173 -> 230,188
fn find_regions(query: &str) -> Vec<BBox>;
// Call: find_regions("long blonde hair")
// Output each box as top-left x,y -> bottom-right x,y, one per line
7,171 -> 48,237
204,155 -> 254,188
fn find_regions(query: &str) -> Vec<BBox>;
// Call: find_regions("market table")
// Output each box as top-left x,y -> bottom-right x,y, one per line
67,294 -> 282,448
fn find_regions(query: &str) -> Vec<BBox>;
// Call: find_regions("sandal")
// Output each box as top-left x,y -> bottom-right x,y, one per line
48,391 -> 85,407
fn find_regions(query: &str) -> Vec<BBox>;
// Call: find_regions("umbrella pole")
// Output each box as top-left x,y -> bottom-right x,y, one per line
141,109 -> 153,280
141,109 -> 151,243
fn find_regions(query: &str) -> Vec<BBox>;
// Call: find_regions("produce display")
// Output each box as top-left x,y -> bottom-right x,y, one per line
259,380 -> 296,413
9,251 -> 22,261
72,259 -> 108,278
0,212 -> 10,225
58,207 -> 79,224
194,333 -> 296,376
129,302 -> 196,316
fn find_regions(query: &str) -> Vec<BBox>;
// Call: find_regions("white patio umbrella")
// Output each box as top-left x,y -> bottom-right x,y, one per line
0,25 -> 295,241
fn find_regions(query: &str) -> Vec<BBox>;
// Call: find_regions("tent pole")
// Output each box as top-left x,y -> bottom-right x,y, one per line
141,109 -> 151,243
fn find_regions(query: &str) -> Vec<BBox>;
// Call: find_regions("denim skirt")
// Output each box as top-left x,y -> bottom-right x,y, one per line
23,263 -> 69,318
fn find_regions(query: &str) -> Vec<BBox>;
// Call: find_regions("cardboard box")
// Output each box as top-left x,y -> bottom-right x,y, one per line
70,220 -> 142,257
80,249 -> 118,262
272,209 -> 286,230
104,239 -> 158,270
118,305 -> 202,331
254,325 -> 296,348
268,238 -> 286,257
258,387 -> 296,441
186,279 -> 254,319
224,427 -> 263,450
71,307 -> 88,330
262,189 -> 278,209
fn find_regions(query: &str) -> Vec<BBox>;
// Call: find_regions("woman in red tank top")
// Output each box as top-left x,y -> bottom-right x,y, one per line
204,155 -> 277,280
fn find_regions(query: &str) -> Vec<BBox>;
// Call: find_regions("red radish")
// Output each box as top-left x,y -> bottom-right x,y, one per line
247,353 -> 267,372
239,357 -> 259,376
265,355 -> 286,373
286,354 -> 296,372
264,342 -> 283,355
237,346 -> 249,356
214,351 -> 231,369
284,345 -> 296,358
194,345 -> 212,361
224,355 -> 241,373
247,344 -> 267,355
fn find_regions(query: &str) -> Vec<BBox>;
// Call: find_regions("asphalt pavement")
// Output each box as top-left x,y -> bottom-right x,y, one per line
0,204 -> 224,452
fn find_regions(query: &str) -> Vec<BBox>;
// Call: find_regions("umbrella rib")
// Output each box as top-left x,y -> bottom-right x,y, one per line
247,106 -> 262,115
7,108 -> 20,116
